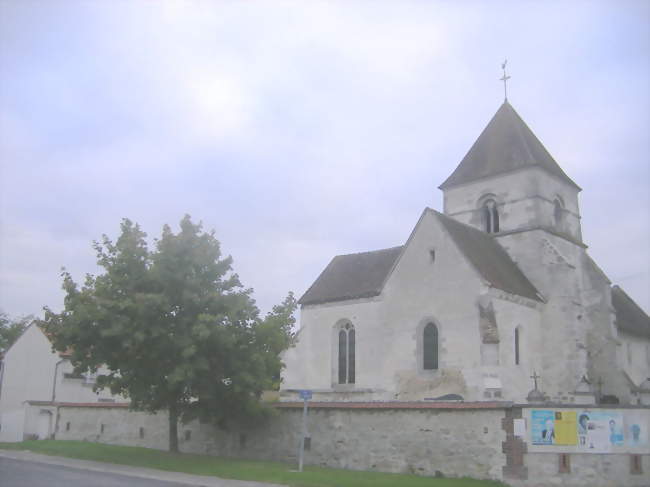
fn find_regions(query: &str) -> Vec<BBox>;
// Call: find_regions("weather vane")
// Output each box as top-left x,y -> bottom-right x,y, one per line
500,59 -> 511,102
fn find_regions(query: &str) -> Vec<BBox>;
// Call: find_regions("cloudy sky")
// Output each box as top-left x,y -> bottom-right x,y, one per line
1,0 -> 648,320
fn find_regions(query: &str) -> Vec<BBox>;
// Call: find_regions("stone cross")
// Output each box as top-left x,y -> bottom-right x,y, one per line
500,59 -> 511,101
530,370 -> 540,390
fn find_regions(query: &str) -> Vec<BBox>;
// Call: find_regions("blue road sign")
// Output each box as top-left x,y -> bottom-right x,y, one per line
298,390 -> 312,400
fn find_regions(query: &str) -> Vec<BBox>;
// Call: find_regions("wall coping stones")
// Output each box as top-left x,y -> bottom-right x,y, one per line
274,401 -> 512,410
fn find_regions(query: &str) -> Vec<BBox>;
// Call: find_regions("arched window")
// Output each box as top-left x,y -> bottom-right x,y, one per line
482,199 -> 499,234
514,326 -> 521,365
554,199 -> 564,227
337,323 -> 355,384
423,322 -> 439,370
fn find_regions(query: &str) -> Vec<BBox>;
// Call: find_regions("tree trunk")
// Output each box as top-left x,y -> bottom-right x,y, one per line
169,404 -> 179,453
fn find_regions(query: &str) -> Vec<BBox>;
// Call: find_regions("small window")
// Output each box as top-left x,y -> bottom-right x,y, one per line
66,422 -> 71,432
483,199 -> 499,234
139,427 -> 145,439
337,323 -> 355,384
304,436 -> 311,451
100,424 -> 105,434
184,430 -> 191,441
429,249 -> 436,263
514,327 -> 521,365
554,198 -> 564,227
423,322 -> 439,370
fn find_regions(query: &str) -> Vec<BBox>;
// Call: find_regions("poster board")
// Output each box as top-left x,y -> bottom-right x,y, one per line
527,408 -> 649,453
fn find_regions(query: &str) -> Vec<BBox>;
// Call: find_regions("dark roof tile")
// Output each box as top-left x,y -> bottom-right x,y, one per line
298,246 -> 403,305
612,285 -> 650,338
433,210 -> 543,302
440,102 -> 580,190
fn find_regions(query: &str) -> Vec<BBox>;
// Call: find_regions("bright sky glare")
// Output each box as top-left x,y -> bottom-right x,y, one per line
0,1 -> 648,318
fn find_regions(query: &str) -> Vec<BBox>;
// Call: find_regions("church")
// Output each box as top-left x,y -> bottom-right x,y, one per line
281,99 -> 650,406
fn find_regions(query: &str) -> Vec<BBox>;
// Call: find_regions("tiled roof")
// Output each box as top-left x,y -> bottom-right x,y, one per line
440,101 -> 580,190
612,285 -> 650,338
433,210 -> 543,302
299,208 -> 542,306
298,246 -> 403,305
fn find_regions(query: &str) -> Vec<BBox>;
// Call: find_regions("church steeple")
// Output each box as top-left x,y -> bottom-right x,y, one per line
440,102 -> 583,244
440,102 -> 580,191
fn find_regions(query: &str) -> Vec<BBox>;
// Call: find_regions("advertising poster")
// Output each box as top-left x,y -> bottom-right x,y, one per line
625,413 -> 648,447
554,411 -> 577,445
531,410 -> 555,445
533,409 -> 647,451
577,411 -> 623,452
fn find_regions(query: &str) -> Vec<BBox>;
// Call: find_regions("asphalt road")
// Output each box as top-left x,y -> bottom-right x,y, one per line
0,457 -> 193,487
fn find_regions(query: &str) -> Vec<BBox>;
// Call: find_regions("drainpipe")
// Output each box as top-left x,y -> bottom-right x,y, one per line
0,358 -> 5,402
53,405 -> 60,440
51,359 -> 65,439
51,359 -> 65,403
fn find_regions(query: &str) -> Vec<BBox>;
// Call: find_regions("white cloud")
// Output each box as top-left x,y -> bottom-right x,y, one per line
0,0 -> 647,317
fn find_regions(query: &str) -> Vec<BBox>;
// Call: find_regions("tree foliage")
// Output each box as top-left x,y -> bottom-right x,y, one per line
43,215 -> 296,452
0,311 -> 33,355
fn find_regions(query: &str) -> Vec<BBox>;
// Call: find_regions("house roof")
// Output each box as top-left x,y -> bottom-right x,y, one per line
432,210 -> 543,302
439,101 -> 580,190
37,323 -> 72,357
612,285 -> 650,338
299,209 -> 543,306
298,246 -> 404,305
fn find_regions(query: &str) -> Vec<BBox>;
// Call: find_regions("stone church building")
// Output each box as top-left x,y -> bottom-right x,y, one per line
281,100 -> 650,406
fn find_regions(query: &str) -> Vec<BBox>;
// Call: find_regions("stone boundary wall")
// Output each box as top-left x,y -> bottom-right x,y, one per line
54,402 -> 507,480
49,402 -> 650,486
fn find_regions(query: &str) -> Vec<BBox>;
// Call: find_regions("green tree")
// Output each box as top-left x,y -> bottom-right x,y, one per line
0,311 -> 33,354
43,215 -> 296,452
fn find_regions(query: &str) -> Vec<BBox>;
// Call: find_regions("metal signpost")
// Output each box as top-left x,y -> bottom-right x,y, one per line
297,389 -> 312,472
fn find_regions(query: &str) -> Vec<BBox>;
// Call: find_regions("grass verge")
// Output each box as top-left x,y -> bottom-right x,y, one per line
0,440 -> 508,487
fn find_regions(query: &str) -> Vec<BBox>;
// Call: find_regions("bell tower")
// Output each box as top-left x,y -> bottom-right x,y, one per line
436,97 -> 631,403
439,101 -> 583,245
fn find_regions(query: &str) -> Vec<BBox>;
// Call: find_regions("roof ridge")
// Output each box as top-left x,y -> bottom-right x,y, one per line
334,245 -> 404,259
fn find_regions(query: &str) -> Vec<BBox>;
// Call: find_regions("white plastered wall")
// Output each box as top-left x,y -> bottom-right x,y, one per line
282,209 -> 543,402
0,324 -> 123,441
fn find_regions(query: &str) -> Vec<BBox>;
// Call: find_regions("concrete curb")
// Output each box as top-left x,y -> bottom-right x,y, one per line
0,449 -> 285,487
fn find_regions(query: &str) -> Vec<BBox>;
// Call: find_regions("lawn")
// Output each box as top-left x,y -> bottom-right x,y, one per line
0,440 -> 508,487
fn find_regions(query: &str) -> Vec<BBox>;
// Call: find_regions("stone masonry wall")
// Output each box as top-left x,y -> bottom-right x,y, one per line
55,404 -> 506,480
53,404 -> 650,486
511,453 -> 650,487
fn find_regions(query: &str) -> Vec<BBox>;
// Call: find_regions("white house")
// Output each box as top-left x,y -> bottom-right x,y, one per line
0,323 -> 125,442
281,101 -> 650,406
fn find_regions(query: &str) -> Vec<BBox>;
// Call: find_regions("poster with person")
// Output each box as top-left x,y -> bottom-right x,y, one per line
531,410 -> 555,445
577,411 -> 623,452
625,413 -> 648,447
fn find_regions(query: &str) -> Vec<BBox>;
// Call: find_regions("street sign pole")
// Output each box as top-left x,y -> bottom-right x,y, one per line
297,389 -> 312,472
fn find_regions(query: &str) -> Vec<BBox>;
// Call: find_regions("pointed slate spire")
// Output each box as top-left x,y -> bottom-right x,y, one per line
439,102 -> 580,190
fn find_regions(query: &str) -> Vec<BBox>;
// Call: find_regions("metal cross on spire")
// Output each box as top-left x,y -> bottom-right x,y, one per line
500,59 -> 511,102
